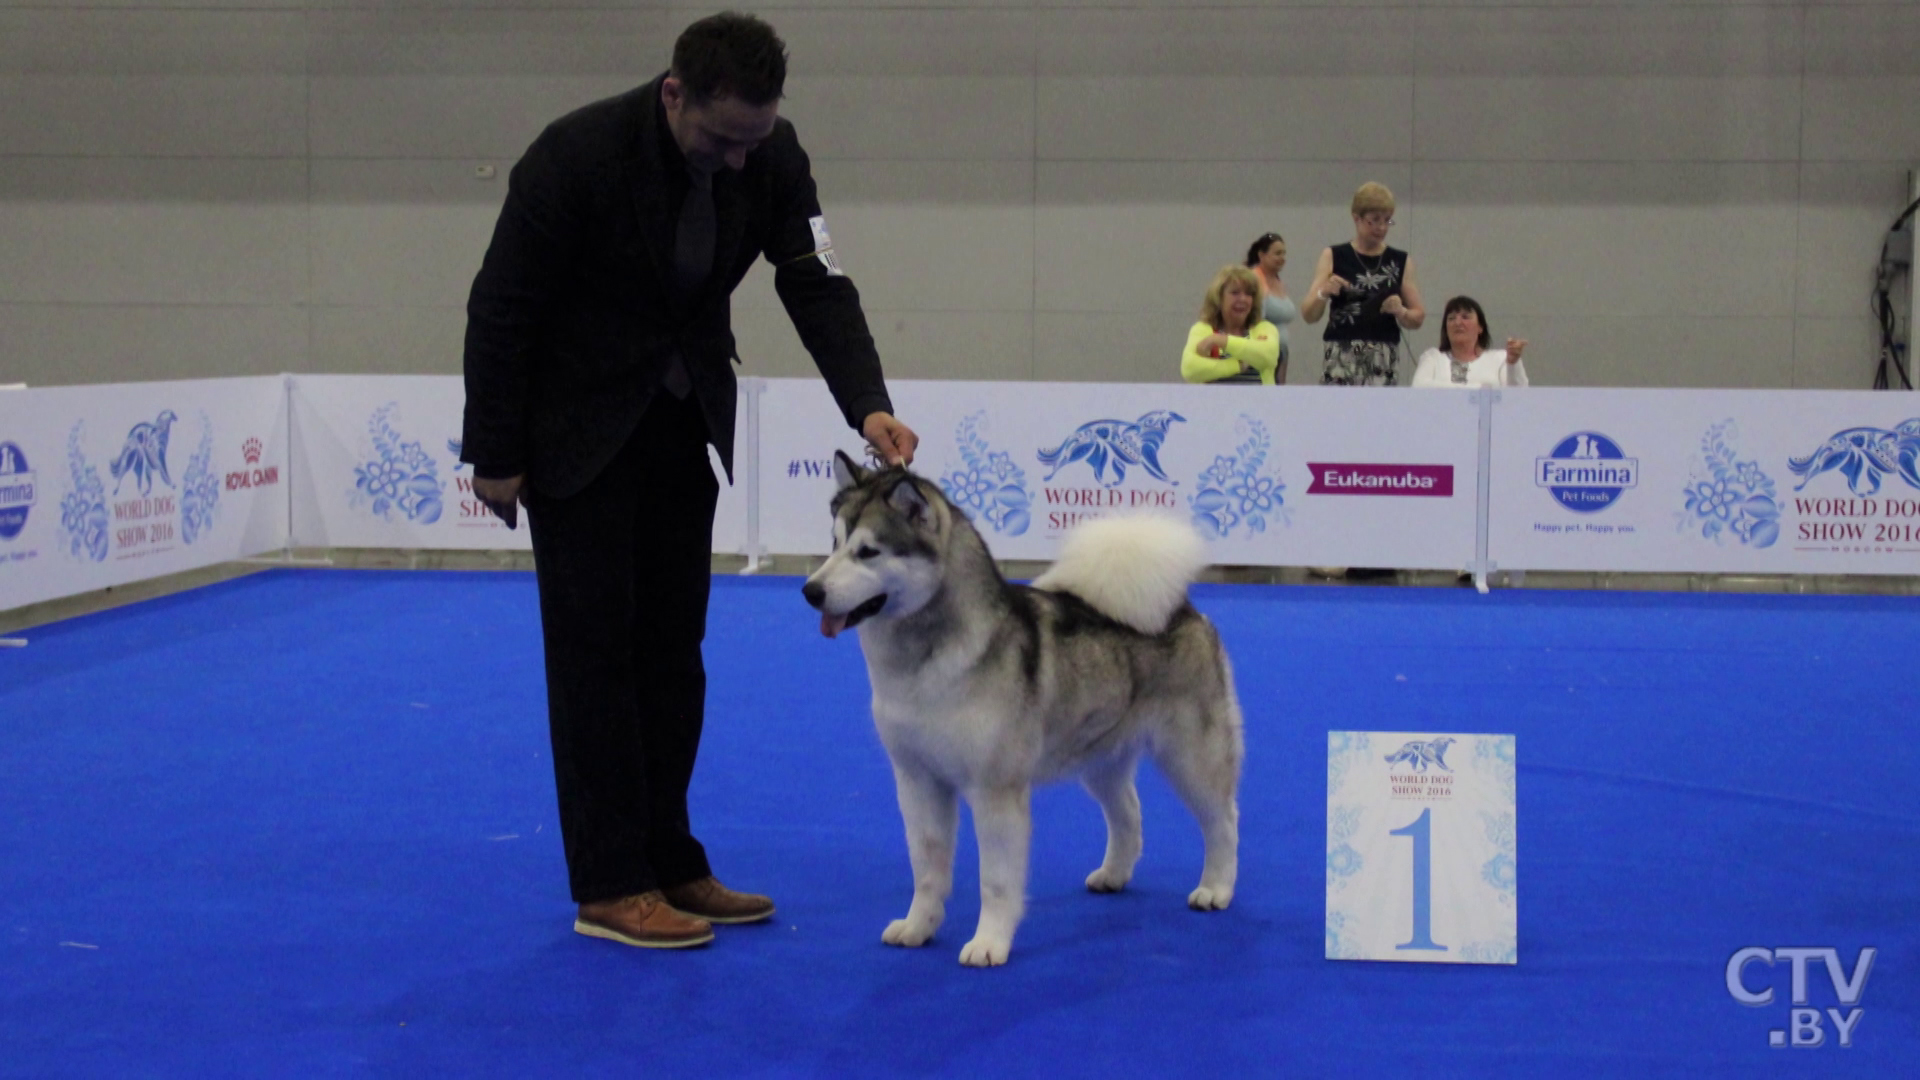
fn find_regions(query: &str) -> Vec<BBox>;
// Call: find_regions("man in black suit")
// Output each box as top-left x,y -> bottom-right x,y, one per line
461,12 -> 918,949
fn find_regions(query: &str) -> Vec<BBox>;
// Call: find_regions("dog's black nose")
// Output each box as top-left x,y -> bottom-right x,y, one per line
802,580 -> 825,609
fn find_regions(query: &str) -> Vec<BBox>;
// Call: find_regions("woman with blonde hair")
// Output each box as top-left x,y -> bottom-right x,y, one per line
1301,181 -> 1426,386
1181,265 -> 1281,385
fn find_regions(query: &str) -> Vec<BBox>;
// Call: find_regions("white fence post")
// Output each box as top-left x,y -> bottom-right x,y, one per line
1471,387 -> 1500,595
243,374 -> 329,567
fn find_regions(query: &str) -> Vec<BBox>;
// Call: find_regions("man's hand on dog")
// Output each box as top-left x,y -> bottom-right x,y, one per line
472,473 -> 524,529
862,412 -> 919,467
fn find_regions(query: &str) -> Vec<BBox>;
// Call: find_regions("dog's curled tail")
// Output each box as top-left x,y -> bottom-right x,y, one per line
1032,514 -> 1209,635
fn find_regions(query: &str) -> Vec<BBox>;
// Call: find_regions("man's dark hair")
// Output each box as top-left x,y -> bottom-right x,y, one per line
671,12 -> 788,106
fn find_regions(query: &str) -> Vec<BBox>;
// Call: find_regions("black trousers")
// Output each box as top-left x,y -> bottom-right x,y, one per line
526,392 -> 717,903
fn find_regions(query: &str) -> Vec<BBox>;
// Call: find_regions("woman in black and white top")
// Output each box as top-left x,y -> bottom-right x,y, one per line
1300,182 -> 1426,386
1412,296 -> 1530,389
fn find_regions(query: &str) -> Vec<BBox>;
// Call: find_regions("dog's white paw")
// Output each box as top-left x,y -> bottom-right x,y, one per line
958,934 -> 1011,967
882,916 -> 937,947
1187,885 -> 1233,911
1085,866 -> 1131,893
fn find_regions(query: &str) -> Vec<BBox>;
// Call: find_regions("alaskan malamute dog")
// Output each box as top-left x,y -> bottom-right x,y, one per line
802,451 -> 1244,967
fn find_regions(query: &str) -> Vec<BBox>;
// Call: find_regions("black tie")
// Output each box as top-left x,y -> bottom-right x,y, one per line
663,167 -> 715,399
674,166 -> 716,291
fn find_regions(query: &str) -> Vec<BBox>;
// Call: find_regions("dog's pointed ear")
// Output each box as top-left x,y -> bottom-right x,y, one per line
833,449 -> 867,491
886,477 -> 931,525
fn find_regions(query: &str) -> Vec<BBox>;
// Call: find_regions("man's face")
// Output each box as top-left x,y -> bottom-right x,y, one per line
663,77 -> 780,173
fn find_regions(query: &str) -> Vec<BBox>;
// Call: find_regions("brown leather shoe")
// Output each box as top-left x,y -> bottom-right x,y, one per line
661,876 -> 776,925
575,891 -> 714,949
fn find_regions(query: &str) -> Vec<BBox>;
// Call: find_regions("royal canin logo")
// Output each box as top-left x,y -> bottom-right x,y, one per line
1306,463 -> 1454,497
225,437 -> 279,491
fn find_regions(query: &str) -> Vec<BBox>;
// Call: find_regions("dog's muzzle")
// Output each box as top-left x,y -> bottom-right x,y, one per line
804,584 -> 887,639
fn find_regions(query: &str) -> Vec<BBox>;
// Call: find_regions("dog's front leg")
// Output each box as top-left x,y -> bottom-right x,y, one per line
959,785 -> 1031,967
883,764 -> 957,948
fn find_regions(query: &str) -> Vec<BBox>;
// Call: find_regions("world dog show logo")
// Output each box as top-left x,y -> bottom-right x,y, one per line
225,437 -> 279,491
1785,419 -> 1920,555
1033,411 -> 1184,533
1383,737 -> 1455,802
108,410 -> 180,560
0,441 -> 35,543
1537,431 -> 1638,513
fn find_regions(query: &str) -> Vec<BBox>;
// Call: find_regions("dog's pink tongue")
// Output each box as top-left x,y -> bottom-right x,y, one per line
820,611 -> 848,638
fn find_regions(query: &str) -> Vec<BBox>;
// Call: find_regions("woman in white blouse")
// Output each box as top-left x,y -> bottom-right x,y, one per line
1412,296 -> 1530,388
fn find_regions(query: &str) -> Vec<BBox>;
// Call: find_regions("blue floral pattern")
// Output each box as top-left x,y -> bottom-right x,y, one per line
1325,732 -> 1373,953
1479,814 -> 1517,902
1324,910 -> 1363,961
1457,939 -> 1518,964
1679,421 -> 1779,548
1327,731 -> 1373,795
1473,735 -> 1517,807
1188,416 -> 1289,539
1326,805 -> 1365,892
1473,736 -> 1518,911
1481,850 -> 1517,893
938,412 -> 1032,536
178,414 -> 220,546
58,423 -> 109,563
352,404 -> 444,524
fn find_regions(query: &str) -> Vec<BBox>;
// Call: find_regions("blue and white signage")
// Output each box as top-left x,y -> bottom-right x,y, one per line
1326,731 -> 1517,965
0,441 -> 34,542
288,375 -> 748,555
1536,431 -> 1637,513
756,381 -> 1481,569
1489,388 -> 1920,574
0,378 -> 288,612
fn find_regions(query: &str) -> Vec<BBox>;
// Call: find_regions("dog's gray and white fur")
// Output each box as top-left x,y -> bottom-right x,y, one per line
802,451 -> 1244,967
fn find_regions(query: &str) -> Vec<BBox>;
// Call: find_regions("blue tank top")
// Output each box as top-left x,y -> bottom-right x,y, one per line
1262,291 -> 1298,328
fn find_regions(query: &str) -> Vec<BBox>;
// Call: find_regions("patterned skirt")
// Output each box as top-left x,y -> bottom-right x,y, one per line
1320,341 -> 1399,387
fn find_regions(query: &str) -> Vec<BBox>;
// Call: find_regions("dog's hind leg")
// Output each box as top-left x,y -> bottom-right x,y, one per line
959,785 -> 1031,967
1152,702 -> 1243,912
1081,753 -> 1143,893
883,764 -> 958,949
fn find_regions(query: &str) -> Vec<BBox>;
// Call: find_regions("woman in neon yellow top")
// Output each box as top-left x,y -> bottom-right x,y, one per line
1182,265 -> 1282,385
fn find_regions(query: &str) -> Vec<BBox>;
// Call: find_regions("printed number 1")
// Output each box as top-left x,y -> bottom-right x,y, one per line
1391,807 -> 1448,952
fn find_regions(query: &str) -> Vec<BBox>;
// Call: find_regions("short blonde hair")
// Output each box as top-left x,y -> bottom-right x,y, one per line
1351,181 -> 1396,218
1200,265 -> 1262,331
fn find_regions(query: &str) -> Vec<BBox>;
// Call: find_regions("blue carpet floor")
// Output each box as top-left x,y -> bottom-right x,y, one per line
1,569 -> 1915,1078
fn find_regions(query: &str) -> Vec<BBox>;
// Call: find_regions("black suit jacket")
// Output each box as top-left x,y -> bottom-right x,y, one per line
461,75 -> 893,498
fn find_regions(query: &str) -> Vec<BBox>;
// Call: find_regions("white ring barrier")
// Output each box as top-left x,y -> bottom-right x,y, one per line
5,374 -> 1918,614
0,377 -> 288,613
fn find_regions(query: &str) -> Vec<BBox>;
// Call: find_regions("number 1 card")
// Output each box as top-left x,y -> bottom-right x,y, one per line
1325,732 -> 1517,964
